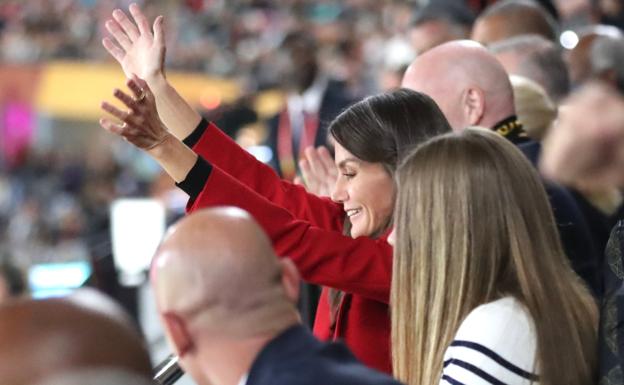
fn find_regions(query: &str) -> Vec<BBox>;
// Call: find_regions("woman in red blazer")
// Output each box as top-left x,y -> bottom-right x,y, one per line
99,6 -> 452,373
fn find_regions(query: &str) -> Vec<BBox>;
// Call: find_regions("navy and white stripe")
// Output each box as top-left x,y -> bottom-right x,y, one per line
439,297 -> 539,384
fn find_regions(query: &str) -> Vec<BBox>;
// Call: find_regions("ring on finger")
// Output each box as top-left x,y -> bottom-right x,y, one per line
135,90 -> 146,103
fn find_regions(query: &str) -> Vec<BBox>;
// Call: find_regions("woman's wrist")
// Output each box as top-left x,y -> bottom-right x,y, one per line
144,72 -> 167,92
147,134 -> 198,183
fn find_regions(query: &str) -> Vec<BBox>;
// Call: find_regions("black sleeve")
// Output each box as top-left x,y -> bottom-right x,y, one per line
175,156 -> 212,200
183,118 -> 210,148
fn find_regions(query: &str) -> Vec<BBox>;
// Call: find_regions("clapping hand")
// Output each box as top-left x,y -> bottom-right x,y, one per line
294,146 -> 338,197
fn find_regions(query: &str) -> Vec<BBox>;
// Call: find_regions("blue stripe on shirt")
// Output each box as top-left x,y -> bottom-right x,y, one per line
448,340 -> 539,381
444,358 -> 509,385
442,374 -> 466,385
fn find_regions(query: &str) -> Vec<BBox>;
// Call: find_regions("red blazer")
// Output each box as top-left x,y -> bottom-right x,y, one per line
183,120 -> 393,374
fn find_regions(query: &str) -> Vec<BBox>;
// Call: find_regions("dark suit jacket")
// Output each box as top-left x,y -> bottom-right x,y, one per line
518,140 -> 600,296
246,325 -> 402,385
265,79 -> 356,176
599,220 -> 624,384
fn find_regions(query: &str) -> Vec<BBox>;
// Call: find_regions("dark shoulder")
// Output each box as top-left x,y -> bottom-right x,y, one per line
250,329 -> 400,385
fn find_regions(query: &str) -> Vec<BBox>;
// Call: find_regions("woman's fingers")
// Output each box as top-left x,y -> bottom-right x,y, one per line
126,78 -> 144,100
112,9 -> 140,42
305,146 -> 328,178
153,15 -> 165,46
99,117 -> 124,135
101,101 -> 129,122
317,146 -> 337,177
102,37 -> 125,63
113,88 -> 138,110
129,3 -> 151,36
105,19 -> 132,51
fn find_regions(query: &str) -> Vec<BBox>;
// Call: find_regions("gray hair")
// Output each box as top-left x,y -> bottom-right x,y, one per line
590,35 -> 624,92
490,34 -> 570,102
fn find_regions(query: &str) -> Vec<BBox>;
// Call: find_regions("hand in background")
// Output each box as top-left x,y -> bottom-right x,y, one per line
294,146 -> 337,197
100,76 -> 171,150
540,82 -> 624,189
103,3 -> 165,81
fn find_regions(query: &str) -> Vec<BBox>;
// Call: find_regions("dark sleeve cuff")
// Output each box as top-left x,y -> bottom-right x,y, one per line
175,156 -> 213,199
183,118 -> 210,148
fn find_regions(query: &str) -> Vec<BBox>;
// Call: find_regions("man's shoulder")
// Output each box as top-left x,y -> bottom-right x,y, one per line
248,326 -> 400,385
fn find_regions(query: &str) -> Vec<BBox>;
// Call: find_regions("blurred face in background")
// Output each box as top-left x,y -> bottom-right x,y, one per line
276,35 -> 319,93
331,141 -> 395,239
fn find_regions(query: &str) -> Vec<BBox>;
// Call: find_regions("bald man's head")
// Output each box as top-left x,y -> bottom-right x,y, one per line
471,0 -> 558,46
0,298 -> 152,385
402,40 -> 515,130
152,207 -> 300,344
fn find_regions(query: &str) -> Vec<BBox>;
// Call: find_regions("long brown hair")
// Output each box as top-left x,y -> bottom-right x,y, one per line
326,89 -> 452,323
391,128 -> 597,385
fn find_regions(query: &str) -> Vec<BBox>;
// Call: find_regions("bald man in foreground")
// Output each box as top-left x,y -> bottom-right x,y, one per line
151,207 -> 402,385
0,293 -> 153,385
401,40 -> 600,296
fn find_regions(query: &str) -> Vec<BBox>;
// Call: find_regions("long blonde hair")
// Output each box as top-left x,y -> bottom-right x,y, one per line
391,128 -> 597,385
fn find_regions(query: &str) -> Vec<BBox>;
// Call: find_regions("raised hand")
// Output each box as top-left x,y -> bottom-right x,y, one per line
100,76 -> 171,150
103,3 -> 165,81
296,146 -> 338,197
540,82 -> 624,189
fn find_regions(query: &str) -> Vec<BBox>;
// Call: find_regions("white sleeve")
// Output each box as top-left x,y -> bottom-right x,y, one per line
439,298 -> 539,385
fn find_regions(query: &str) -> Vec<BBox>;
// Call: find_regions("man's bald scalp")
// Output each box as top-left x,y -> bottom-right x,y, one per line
152,207 -> 297,338
402,40 -> 515,129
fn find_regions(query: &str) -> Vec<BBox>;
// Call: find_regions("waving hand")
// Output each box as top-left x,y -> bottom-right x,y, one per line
103,4 -> 165,80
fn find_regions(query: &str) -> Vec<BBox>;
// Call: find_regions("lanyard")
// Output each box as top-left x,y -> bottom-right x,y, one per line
277,107 -> 319,180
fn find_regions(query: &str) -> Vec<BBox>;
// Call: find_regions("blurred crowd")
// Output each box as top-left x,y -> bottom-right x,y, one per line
0,0 -> 624,384
0,0 -> 623,306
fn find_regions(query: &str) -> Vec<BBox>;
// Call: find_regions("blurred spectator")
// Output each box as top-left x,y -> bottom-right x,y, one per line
541,82 -> 624,189
509,75 -> 557,140
490,34 -> 570,102
566,25 -> 622,88
600,0 -> 624,29
264,31 -> 356,180
34,369 -> 154,385
407,0 -> 475,55
471,0 -> 559,45
0,292 -> 152,385
0,259 -> 26,303
590,34 -> 624,93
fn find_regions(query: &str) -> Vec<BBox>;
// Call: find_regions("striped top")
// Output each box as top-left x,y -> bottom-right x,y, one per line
440,297 -> 539,385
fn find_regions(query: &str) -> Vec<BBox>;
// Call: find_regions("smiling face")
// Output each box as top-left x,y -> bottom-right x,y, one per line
330,141 -> 396,239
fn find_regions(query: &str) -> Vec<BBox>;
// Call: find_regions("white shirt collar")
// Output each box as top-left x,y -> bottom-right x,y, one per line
287,75 -> 328,116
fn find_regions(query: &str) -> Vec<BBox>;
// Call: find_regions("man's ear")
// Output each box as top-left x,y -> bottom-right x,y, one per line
463,86 -> 486,126
280,258 -> 300,303
162,312 -> 194,357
